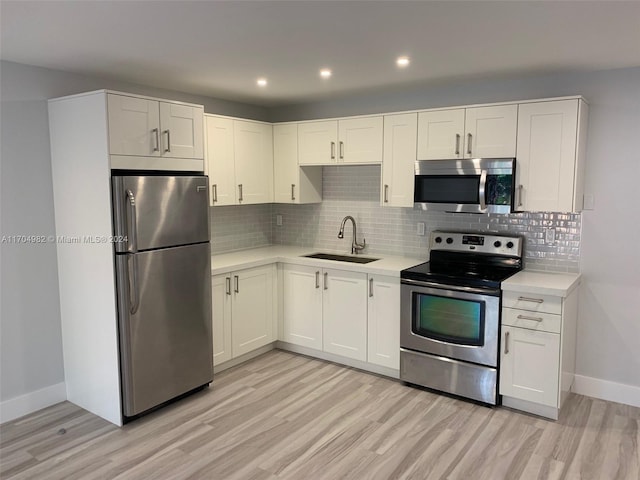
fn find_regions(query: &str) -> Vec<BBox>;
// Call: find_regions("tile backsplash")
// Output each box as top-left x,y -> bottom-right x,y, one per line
212,165 -> 581,273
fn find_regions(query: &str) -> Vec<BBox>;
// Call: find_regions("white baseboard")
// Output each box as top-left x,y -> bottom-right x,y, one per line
573,375 -> 640,408
0,382 -> 67,424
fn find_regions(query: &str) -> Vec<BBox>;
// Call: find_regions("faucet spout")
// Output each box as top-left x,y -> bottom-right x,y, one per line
337,216 -> 366,254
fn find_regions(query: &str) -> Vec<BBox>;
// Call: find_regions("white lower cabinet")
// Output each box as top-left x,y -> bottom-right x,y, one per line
212,264 -> 276,365
282,264 -> 323,350
282,264 -> 370,363
367,276 -> 400,369
211,274 -> 232,366
322,269 -> 368,361
499,281 -> 579,420
500,326 -> 560,407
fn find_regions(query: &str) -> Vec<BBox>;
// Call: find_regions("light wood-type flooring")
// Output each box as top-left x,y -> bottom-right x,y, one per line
1,350 -> 639,479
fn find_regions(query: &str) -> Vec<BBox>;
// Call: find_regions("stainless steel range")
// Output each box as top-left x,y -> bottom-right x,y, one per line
400,231 -> 523,405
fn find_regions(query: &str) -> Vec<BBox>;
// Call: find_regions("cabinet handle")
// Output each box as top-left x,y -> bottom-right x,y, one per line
234,275 -> 239,293
238,184 -> 243,202
517,314 -> 544,322
323,272 -> 328,290
331,142 -> 336,159
152,128 -> 160,152
517,296 -> 544,304
467,133 -> 472,156
384,185 -> 389,203
517,184 -> 524,208
315,271 -> 320,289
291,184 -> 296,201
164,129 -> 171,153
455,133 -> 460,156
504,331 -> 510,354
339,141 -> 344,159
225,277 -> 231,295
212,184 -> 218,203
369,277 -> 374,297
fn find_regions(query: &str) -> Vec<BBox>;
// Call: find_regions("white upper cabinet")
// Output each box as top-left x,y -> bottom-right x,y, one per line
205,115 -> 273,206
464,105 -> 517,158
273,124 -> 322,204
159,101 -> 204,159
205,115 -> 236,206
298,116 -> 383,165
417,105 -> 517,160
108,95 -> 161,157
108,93 -> 203,160
337,116 -> 383,164
381,113 -> 417,208
417,109 -> 465,160
516,99 -> 588,213
298,120 -> 338,165
233,120 -> 274,205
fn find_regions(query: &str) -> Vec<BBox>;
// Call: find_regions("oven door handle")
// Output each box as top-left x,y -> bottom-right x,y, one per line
401,278 -> 500,296
478,169 -> 487,211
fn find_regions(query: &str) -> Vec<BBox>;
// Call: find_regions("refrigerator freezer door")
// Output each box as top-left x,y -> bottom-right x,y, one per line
116,243 -> 213,417
112,175 -> 210,252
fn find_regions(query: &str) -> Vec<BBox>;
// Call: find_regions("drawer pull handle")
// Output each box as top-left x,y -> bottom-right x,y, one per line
517,296 -> 544,304
517,314 -> 543,322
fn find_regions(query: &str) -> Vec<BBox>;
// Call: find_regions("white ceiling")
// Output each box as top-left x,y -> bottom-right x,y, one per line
2,1 -> 640,107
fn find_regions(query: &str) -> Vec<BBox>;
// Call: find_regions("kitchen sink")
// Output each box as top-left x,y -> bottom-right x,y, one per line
302,253 -> 380,264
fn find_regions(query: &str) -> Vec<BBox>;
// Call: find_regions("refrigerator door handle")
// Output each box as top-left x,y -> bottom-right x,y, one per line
126,189 -> 138,253
129,255 -> 140,315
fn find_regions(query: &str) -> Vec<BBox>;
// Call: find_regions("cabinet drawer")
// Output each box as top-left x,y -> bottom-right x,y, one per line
502,307 -> 561,334
502,291 -> 562,314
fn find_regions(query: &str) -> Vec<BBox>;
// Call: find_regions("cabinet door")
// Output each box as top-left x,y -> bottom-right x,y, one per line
382,113 -> 417,207
298,120 -> 338,165
338,116 -> 383,164
205,116 -> 236,206
282,264 -> 323,350
464,104 -> 517,158
232,265 -> 275,357
516,100 -> 579,212
367,276 -> 400,370
500,326 -> 560,407
212,274 -> 232,366
417,109 -> 465,160
159,102 -> 204,159
107,94 -> 160,157
322,268 -> 367,361
234,120 -> 274,204
273,124 -> 299,203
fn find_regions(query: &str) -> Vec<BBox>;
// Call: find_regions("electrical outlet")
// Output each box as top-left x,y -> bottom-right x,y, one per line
417,222 -> 425,236
276,214 -> 283,226
583,194 -> 595,210
545,228 -> 556,244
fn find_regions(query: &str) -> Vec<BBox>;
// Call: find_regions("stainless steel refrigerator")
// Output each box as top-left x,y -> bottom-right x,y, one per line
112,175 -> 213,418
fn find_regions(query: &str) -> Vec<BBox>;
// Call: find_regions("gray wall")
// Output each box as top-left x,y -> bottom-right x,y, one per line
271,67 -> 640,388
0,60 -> 267,404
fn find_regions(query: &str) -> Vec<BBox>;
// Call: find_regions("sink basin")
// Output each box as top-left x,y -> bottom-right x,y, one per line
303,253 -> 380,264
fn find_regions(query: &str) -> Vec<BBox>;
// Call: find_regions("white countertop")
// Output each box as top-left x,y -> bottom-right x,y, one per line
212,245 -> 427,277
502,270 -> 581,297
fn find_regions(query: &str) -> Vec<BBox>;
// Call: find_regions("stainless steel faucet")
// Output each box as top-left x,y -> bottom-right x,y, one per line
338,215 -> 366,254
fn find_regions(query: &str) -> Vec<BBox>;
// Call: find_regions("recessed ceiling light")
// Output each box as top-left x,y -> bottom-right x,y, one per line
396,56 -> 410,68
257,78 -> 268,87
320,68 -> 332,79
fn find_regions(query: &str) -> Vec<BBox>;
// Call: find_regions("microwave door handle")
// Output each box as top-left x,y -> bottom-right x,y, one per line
478,170 -> 487,211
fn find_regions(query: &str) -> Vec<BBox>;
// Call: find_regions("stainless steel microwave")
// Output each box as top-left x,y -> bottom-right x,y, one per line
414,158 -> 516,214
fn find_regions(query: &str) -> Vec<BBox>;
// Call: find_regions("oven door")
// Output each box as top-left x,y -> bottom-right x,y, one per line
400,280 -> 500,367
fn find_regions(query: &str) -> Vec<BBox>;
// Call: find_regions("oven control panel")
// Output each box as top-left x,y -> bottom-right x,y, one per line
430,231 -> 522,257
